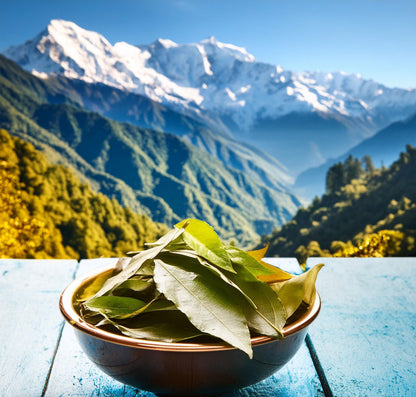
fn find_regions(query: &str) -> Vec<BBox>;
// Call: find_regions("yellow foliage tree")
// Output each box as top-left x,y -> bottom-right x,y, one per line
0,129 -> 167,259
0,160 -> 51,258
332,230 -> 408,258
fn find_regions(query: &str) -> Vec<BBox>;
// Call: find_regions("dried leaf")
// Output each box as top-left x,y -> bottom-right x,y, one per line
161,250 -> 257,308
247,243 -> 269,262
256,261 -> 293,283
104,310 -> 205,342
270,263 -> 324,318
226,245 -> 276,277
153,257 -> 253,357
113,278 -> 153,294
84,296 -> 147,319
175,219 -> 235,273
227,263 -> 285,338
76,270 -> 111,302
91,226 -> 184,298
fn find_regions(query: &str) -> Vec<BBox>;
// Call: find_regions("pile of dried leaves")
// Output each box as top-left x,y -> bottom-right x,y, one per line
78,219 -> 323,358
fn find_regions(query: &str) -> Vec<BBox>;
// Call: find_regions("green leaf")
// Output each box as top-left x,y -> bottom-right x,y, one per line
175,218 -> 235,273
141,299 -> 177,312
226,246 -> 276,277
270,263 -> 324,318
91,226 -> 184,298
153,257 -> 253,358
227,262 -> 286,338
160,250 -> 257,308
84,296 -> 147,319
113,278 -> 153,294
104,311 -> 205,343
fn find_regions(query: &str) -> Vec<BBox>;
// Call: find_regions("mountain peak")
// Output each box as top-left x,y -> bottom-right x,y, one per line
3,19 -> 416,136
45,18 -> 112,50
201,35 -> 217,44
199,36 -> 255,63
47,18 -> 77,30
152,38 -> 178,49
4,18 -> 117,81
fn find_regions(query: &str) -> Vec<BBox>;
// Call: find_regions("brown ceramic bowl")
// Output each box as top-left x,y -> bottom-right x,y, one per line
60,264 -> 320,396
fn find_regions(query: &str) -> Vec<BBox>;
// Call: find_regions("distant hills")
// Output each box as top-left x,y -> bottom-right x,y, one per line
0,54 -> 301,245
4,19 -> 416,174
295,112 -> 416,199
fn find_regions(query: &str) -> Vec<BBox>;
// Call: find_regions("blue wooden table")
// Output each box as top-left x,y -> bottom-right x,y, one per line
1,257 -> 415,396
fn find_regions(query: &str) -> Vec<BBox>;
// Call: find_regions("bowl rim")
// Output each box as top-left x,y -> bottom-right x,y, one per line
60,263 -> 321,352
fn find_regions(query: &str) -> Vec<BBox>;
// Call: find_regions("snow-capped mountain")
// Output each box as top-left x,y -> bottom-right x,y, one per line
4,19 -> 416,174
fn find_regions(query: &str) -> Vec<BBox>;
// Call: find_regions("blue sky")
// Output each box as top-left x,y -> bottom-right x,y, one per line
0,0 -> 415,89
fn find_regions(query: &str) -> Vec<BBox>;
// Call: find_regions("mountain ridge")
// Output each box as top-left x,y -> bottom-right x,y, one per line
7,19 -> 415,128
4,19 -> 416,173
44,73 -> 294,189
0,54 -> 301,245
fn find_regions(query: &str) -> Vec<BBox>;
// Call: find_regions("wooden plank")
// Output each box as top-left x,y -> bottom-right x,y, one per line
76,257 -> 121,275
45,257 -> 122,396
0,259 -> 78,397
263,257 -> 303,274
45,322 -> 145,397
46,258 -> 324,396
306,257 -> 416,396
234,342 -> 324,397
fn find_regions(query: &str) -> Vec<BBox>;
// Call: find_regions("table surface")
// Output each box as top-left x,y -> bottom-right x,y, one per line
1,257 -> 415,397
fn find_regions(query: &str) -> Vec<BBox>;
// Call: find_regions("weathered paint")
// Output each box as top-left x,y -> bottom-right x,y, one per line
232,342 -> 324,397
0,259 -> 77,397
45,257 -> 123,396
307,257 -> 416,397
45,322 -> 140,397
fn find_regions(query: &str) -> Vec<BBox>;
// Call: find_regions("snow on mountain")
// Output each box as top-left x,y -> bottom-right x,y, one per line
305,70 -> 416,121
4,20 -> 204,109
4,19 -> 416,136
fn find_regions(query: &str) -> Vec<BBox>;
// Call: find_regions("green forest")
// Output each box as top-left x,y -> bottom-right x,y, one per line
262,146 -> 416,262
0,129 -> 167,259
1,123 -> 415,260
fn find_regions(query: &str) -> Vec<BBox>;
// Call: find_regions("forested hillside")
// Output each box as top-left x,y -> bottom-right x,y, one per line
0,54 -> 301,244
0,129 -> 167,259
263,146 -> 416,261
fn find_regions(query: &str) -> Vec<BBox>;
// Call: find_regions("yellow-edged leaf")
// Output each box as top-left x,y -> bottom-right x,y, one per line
270,263 -> 324,318
247,243 -> 269,262
257,262 -> 293,283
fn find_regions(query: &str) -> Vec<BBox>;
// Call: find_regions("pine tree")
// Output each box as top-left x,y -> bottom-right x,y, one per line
362,155 -> 375,175
326,162 -> 345,194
